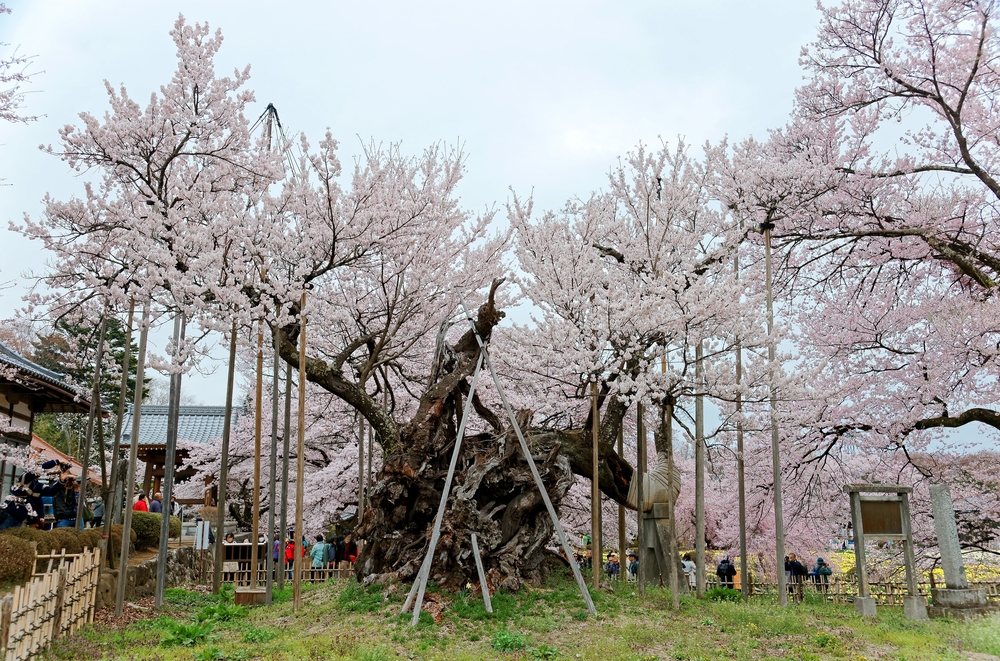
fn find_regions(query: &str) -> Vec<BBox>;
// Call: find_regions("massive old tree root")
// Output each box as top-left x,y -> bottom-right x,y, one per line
356,427 -> 579,590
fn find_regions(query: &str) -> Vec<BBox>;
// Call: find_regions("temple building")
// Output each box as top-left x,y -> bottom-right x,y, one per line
0,340 -> 95,496
120,404 -> 242,503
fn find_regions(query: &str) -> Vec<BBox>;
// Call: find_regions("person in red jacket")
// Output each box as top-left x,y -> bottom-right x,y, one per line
133,492 -> 149,512
284,536 -> 304,580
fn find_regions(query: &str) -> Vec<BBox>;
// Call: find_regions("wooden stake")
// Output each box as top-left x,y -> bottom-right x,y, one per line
358,412 -> 365,522
155,313 -> 185,608
213,321 -> 238,594
266,324 -> 280,604
115,303 -> 149,617
617,424 -> 625,578
762,223 -> 787,606
471,533 -> 492,613
695,340 -> 706,597
278,363 -> 292,591
591,381 -> 600,590
293,292 -> 307,611
637,403 -> 645,597
663,397 -> 679,611
735,252 -> 749,601
76,314 -> 107,528
250,321 -> 263,590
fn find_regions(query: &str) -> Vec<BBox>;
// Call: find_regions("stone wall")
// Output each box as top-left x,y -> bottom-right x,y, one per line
95,546 -> 210,609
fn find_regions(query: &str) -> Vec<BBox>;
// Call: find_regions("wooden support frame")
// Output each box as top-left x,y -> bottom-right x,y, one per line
404,297 -> 597,626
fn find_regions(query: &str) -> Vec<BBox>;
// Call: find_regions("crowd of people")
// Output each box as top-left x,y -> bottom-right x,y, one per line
580,543 -> 839,598
0,460 -> 86,530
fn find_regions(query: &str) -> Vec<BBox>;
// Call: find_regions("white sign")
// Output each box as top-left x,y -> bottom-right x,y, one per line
195,521 -> 211,550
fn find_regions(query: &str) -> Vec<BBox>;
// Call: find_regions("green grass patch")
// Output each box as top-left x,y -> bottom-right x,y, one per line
38,570 -> 1000,661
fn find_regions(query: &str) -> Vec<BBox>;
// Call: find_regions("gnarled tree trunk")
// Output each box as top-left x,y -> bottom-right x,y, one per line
276,279 -> 639,590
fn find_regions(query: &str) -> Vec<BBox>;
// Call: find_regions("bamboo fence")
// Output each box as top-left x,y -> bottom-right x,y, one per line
0,548 -> 101,661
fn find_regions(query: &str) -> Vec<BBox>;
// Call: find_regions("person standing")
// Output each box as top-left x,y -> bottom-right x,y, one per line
91,498 -> 105,528
344,533 -> 358,565
627,552 -> 639,582
51,474 -> 79,529
787,553 -> 807,602
605,552 -> 620,580
133,493 -> 149,512
716,555 -> 737,589
149,492 -> 163,513
682,553 -> 698,590
309,535 -> 327,580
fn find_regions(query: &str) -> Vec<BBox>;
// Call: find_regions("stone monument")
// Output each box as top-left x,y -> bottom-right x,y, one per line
928,484 -> 995,620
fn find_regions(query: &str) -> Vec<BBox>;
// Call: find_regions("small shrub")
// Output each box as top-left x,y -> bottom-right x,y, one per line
79,528 -> 102,549
108,524 -> 137,554
0,535 -> 35,583
0,525 -> 53,553
530,644 -> 559,659
241,626 -> 277,644
196,602 -> 248,624
491,630 -> 528,652
160,618 -> 213,647
46,528 -> 83,554
706,587 -> 742,602
130,512 -> 163,550
814,631 -> 838,648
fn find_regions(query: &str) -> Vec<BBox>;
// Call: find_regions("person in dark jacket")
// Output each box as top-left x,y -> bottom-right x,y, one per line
334,536 -> 346,568
344,533 -> 358,564
786,553 -> 807,602
0,472 -> 41,530
716,556 -> 737,589
51,474 -> 79,528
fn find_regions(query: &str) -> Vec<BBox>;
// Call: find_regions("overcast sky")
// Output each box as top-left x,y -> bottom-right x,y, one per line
0,1 -> 821,404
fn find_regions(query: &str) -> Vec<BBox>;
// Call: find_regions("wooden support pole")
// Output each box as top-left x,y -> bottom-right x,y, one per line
458,295 -> 595,615
735,252 -> 750,601
115,303 -> 149,616
617,424 -> 625,576
637,403 -> 646,597
278,363 -> 292,591
358,412 -> 365,522
266,324 -> 280,604
406,355 -> 484,624
591,381 -> 601,590
155,313 -> 185,608
663,398 -> 680,611
250,321 -> 263,590
213,321 -> 238,594
293,292 -> 307,611
763,223 -> 787,606
471,533 -> 492,613
694,340 -> 706,598
76,314 -> 107,528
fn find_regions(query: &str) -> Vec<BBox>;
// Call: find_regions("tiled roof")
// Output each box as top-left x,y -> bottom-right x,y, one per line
0,340 -> 78,389
121,405 -> 243,447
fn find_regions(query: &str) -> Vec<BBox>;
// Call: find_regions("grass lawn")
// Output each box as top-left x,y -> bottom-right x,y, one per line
42,572 -> 1000,661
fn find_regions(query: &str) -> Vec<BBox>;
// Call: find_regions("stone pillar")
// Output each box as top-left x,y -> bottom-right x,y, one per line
928,483 -> 994,620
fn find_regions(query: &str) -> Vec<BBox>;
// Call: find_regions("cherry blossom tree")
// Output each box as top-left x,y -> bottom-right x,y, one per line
0,4 -> 38,126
